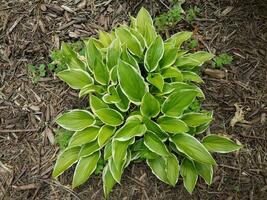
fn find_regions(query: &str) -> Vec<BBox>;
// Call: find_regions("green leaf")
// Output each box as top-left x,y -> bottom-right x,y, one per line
61,43 -> 85,70
171,133 -> 216,165
165,32 -> 192,49
57,69 -> 93,89
115,85 -> 130,112
141,92 -> 160,118
56,110 -> 95,131
202,134 -> 243,153
102,164 -> 116,198
106,39 -> 121,70
180,158 -> 198,194
144,131 -> 170,157
166,153 -> 179,186
181,113 -> 212,127
115,115 -> 146,141
112,138 -> 134,169
144,35 -> 164,72
110,66 -> 118,84
98,125 -> 116,147
130,28 -> 146,49
194,161 -> 213,185
79,84 -> 105,97
118,60 -> 148,104
147,157 -> 169,184
143,116 -> 168,141
182,71 -> 204,83
99,30 -> 112,48
85,38 -> 102,71
170,82 -> 205,98
159,48 -> 177,69
144,24 -> 157,46
68,126 -> 100,147
147,73 -> 164,92
121,46 -> 139,72
95,108 -> 124,126
115,27 -> 143,57
79,140 -> 100,157
102,85 -> 121,104
175,51 -> 214,69
72,151 -> 100,188
108,158 -> 124,183
104,142 -> 112,160
90,95 -> 109,113
93,58 -> 109,85
52,146 -> 80,178
161,67 -> 183,80
157,116 -> 189,134
136,7 -> 157,46
162,90 -> 198,117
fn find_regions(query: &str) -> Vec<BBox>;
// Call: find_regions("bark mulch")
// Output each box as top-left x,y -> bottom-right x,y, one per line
0,0 -> 266,199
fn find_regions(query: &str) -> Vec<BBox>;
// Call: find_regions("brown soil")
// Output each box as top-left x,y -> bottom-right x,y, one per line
0,0 -> 266,199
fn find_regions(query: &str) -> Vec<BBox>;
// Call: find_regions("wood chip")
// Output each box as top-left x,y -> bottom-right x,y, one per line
204,68 -> 226,79
12,183 -> 37,190
43,127 -> 55,145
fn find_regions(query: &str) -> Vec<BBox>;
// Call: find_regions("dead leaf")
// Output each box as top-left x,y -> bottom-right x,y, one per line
230,103 -> 249,127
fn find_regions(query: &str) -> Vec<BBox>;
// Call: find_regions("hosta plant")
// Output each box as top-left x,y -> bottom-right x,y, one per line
52,7 -> 242,197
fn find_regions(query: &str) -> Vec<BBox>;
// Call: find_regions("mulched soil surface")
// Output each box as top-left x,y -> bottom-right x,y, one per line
0,0 -> 266,199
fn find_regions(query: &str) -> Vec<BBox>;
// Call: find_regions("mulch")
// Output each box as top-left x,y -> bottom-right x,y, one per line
0,0 -> 266,199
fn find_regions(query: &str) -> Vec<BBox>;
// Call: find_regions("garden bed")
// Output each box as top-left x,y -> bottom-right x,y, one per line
0,0 -> 266,199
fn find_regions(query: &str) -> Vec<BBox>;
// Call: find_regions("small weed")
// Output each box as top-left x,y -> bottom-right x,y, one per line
187,39 -> 199,49
155,5 -> 183,32
213,53 -> 233,68
94,158 -> 105,175
185,6 -> 200,22
28,64 -> 47,83
55,129 -> 73,150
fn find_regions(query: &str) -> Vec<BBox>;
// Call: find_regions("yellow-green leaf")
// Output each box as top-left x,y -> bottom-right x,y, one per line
72,151 -> 100,188
115,27 -> 143,57
95,108 -> 124,126
118,61 -> 148,104
144,131 -> 170,157
194,161 -> 213,185
147,73 -> 164,92
115,115 -> 146,141
68,126 -> 100,147
147,157 -> 169,184
57,69 -> 93,90
55,110 -> 95,131
98,125 -> 116,147
102,165 -> 116,198
180,158 -> 198,194
162,90 -> 198,117
159,48 -> 177,69
166,153 -> 179,186
144,35 -> 164,72
202,134 -> 243,153
182,71 -> 204,83
165,31 -> 192,49
52,146 -> 80,178
171,133 -> 216,165
143,116 -> 168,141
141,92 -> 160,118
157,116 -> 189,134
106,39 -> 121,70
61,43 -> 85,70
181,113 -> 212,127
79,140 -> 100,158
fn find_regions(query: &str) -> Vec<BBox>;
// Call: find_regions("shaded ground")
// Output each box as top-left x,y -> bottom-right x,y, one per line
0,0 -> 266,199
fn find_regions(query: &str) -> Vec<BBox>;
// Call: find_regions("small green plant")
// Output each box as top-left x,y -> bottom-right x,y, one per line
155,5 -> 183,32
185,6 -> 200,22
51,8 -> 242,197
55,129 -> 73,150
213,53 -> 233,68
28,64 -> 47,83
187,38 -> 199,49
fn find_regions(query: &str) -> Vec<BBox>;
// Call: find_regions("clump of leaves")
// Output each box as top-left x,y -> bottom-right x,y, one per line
186,38 -> 199,49
213,53 -> 233,68
28,64 -> 46,83
51,8 -> 242,197
55,129 -> 73,150
185,6 -> 200,22
155,5 -> 183,32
